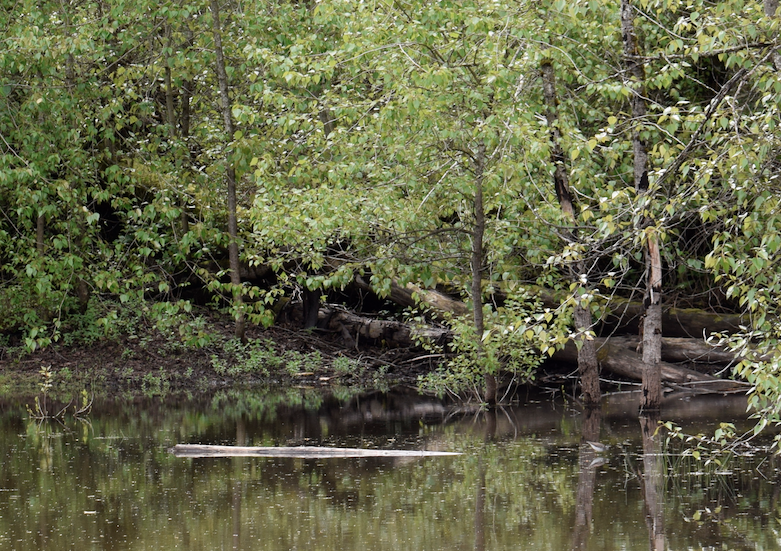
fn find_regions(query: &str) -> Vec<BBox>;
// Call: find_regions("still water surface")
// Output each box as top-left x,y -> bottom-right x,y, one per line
0,388 -> 779,550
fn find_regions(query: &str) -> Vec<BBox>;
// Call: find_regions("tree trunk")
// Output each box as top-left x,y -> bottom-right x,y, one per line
358,277 -> 745,337
594,341 -> 741,392
642,232 -> 663,410
622,0 -> 661,411
353,276 -> 469,319
541,59 -> 600,408
764,0 -> 781,69
36,213 -> 45,255
322,307 -> 450,348
209,0 -> 245,341
471,143 -> 495,405
163,27 -> 176,133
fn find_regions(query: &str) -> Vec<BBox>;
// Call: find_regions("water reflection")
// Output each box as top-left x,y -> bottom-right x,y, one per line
571,408 -> 601,551
640,413 -> 665,551
0,389 -> 778,550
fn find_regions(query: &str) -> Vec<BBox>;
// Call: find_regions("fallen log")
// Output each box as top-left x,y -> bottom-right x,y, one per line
551,337 -> 746,392
355,278 -> 747,339
169,444 -> 461,458
353,276 -> 468,319
553,336 -> 740,366
321,307 -> 450,349
321,307 -> 747,393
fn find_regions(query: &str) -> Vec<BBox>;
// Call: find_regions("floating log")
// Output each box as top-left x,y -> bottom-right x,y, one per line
169,444 -> 461,458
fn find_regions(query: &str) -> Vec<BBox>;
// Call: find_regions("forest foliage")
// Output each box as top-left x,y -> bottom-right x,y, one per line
1,0 -> 780,414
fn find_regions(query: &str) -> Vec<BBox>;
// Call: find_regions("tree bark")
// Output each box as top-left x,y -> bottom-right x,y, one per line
210,0 -> 245,341
541,59 -> 600,408
642,232 -> 663,410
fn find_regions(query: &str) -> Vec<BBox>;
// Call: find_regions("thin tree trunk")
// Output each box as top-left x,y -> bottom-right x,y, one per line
541,60 -> 600,408
181,27 -> 194,140
622,0 -> 661,411
210,0 -> 245,341
36,213 -> 45,255
764,0 -> 781,69
471,143 -> 495,405
163,27 -> 176,133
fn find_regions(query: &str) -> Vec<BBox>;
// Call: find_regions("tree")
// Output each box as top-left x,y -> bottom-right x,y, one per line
209,0 -> 245,341
540,59 -> 600,408
620,0 -> 662,411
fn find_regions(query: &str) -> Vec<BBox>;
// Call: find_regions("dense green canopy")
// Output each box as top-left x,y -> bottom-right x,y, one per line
1,0 -> 780,417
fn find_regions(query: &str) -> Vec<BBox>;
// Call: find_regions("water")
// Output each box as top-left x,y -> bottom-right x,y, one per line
0,388 -> 779,550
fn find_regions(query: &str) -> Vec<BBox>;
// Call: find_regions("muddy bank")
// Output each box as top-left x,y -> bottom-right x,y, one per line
0,318 -> 436,397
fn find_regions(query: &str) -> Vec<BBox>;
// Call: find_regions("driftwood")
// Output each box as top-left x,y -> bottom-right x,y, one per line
169,444 -> 461,458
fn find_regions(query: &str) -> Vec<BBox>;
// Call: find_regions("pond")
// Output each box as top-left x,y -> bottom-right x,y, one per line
0,387 -> 779,550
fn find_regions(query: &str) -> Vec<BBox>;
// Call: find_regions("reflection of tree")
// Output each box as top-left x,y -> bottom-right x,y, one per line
571,407 -> 602,551
474,409 -> 496,551
474,457 -> 486,551
640,413 -> 665,551
233,417 -> 246,549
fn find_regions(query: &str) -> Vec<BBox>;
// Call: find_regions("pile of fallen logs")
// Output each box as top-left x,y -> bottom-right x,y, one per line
309,278 -> 757,394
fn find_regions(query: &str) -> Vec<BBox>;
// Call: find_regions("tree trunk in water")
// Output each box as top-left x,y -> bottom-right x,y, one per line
622,0 -> 661,411
210,0 -> 245,341
574,304 -> 601,407
541,59 -> 600,407
642,233 -> 663,410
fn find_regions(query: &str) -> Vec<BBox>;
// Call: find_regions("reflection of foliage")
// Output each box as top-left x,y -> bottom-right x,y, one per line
1,392 -> 780,550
